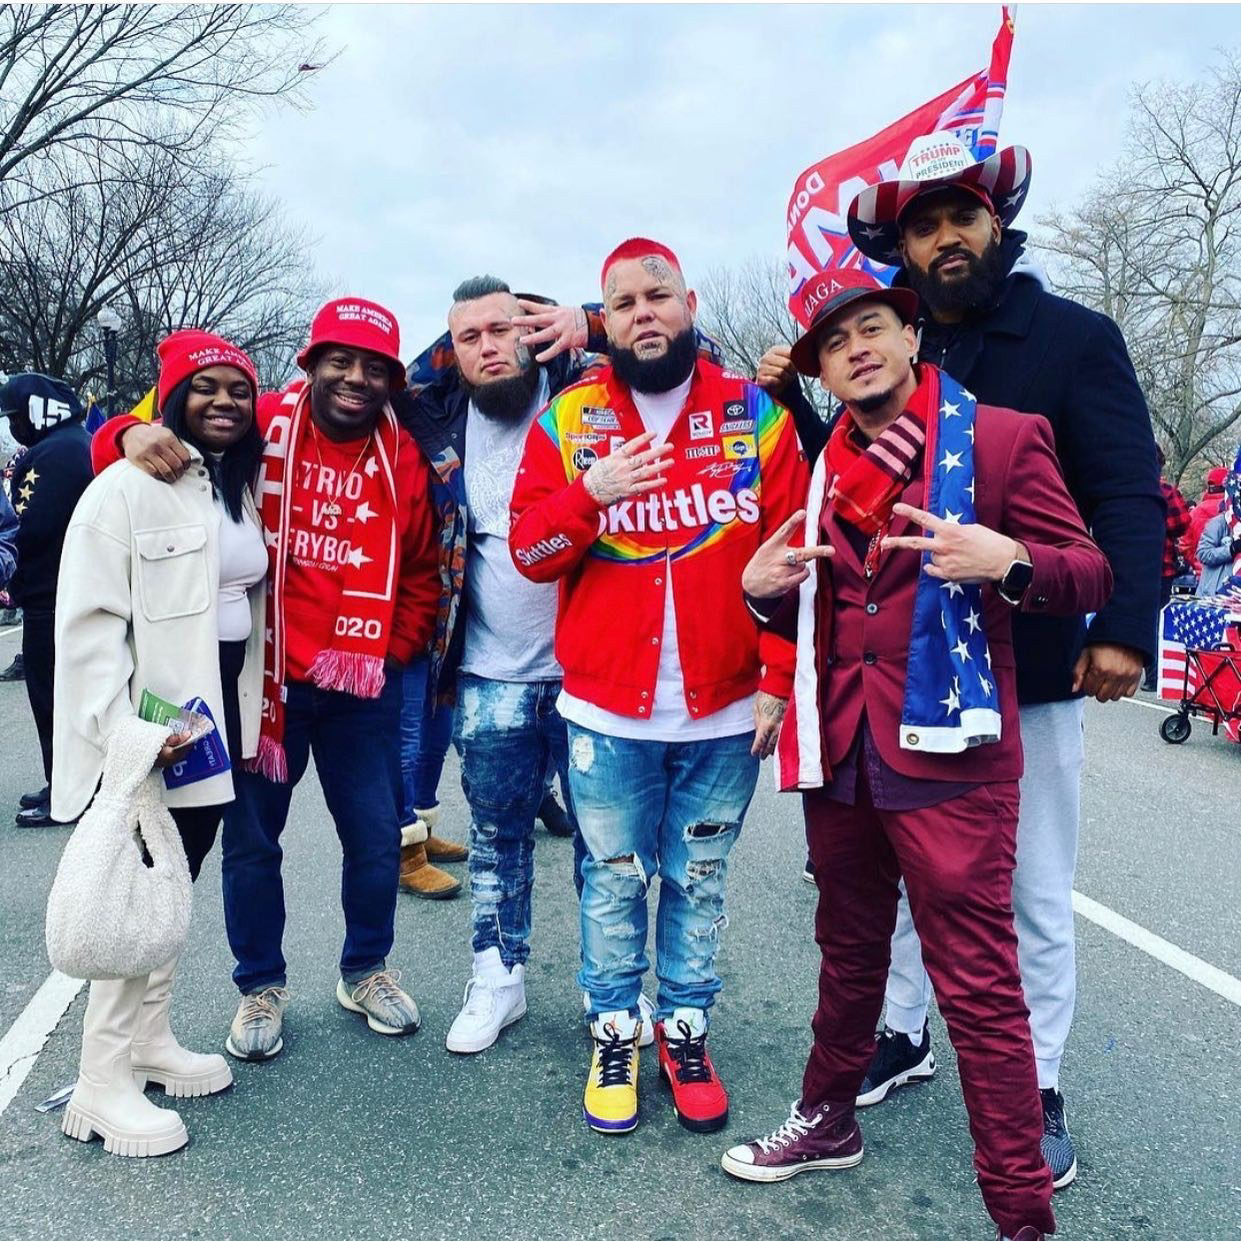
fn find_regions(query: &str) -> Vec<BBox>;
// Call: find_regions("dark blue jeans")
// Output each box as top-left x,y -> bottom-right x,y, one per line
221,675 -> 403,994
454,675 -> 573,968
400,655 -> 454,819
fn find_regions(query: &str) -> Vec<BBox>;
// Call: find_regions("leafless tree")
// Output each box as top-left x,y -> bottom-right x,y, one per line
0,141 -> 322,405
697,256 -> 834,420
0,5 -> 325,198
1036,52 -> 1241,489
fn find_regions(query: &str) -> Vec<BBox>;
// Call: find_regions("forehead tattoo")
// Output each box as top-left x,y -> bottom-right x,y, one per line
606,255 -> 683,303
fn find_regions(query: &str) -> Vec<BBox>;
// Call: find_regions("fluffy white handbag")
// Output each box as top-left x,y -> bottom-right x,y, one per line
46,715 -> 192,980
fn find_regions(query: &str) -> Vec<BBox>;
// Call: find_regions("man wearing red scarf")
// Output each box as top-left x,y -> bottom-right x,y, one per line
721,271 -> 1112,1241
94,299 -> 439,1061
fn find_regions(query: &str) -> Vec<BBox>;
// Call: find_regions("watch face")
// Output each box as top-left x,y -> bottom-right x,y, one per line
1002,558 -> 1035,595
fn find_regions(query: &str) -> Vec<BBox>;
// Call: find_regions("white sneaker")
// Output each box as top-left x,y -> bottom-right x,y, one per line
581,990 -> 655,1048
445,948 -> 527,1054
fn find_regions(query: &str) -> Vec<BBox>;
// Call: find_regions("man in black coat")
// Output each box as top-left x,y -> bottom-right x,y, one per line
0,374 -> 94,827
847,136 -> 1163,1194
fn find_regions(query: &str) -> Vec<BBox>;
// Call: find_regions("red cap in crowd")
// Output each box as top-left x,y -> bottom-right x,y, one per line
1205,467 -> 1229,491
296,296 -> 405,391
600,238 -> 683,292
157,330 -> 258,412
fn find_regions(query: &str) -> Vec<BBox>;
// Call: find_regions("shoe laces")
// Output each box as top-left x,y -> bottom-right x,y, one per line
238,986 -> 290,1029
663,1018 -> 712,1084
1040,1088 -> 1066,1134
594,1026 -> 637,1088
460,976 -> 500,1019
350,969 -> 407,1009
755,1105 -> 822,1155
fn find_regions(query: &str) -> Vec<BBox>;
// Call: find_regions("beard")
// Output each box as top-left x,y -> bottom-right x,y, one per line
464,351 -> 542,423
610,326 -> 698,394
853,388 -> 898,415
905,237 -> 1007,319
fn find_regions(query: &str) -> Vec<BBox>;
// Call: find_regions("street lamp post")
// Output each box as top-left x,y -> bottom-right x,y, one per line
96,306 -> 122,419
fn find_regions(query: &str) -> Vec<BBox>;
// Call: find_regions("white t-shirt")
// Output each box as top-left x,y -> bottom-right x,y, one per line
557,376 -> 755,742
215,498 -> 267,642
460,372 -> 562,681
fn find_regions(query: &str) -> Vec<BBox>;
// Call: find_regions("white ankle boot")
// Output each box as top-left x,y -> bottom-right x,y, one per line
131,955 -> 233,1098
63,975 -> 189,1157
445,947 -> 527,1054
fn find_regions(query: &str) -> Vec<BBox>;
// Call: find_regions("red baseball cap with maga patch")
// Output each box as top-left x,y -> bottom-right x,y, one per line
156,330 -> 258,412
789,268 -> 919,376
296,296 -> 405,390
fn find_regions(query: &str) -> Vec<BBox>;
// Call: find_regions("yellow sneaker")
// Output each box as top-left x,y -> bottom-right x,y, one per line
583,1010 -> 641,1134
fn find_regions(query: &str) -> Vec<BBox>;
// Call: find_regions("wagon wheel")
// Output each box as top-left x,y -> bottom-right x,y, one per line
1160,712 -> 1191,744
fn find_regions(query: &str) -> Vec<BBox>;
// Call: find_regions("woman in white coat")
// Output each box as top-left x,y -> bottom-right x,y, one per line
52,330 -> 269,1157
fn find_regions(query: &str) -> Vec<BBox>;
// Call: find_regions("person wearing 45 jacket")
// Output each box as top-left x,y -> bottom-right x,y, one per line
509,238 -> 807,1137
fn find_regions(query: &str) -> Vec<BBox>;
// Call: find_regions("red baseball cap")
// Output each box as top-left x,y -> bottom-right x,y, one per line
789,268 -> 919,376
156,330 -> 258,412
296,297 -> 405,391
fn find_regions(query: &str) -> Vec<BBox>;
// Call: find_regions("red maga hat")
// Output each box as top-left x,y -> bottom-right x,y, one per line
296,296 -> 405,391
789,268 -> 919,377
156,330 -> 258,412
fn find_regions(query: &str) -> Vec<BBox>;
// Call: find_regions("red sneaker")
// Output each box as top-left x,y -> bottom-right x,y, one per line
655,1008 -> 728,1133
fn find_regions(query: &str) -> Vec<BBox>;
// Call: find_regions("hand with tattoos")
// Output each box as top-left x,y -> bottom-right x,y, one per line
512,299 -> 589,363
751,691 -> 788,758
582,429 -> 673,506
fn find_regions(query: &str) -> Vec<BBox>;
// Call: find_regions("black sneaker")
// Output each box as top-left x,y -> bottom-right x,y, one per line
1040,1087 -> 1077,1189
537,789 -> 574,837
0,653 -> 23,682
802,858 -> 815,884
856,1023 -> 936,1107
19,785 -> 49,810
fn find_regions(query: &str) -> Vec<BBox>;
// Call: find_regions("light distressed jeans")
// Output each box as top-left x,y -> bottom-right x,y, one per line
567,723 -> 759,1020
454,675 -> 572,969
882,699 -> 1086,1089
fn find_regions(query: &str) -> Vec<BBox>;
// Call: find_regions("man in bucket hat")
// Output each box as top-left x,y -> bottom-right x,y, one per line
94,298 -> 441,1060
723,267 -> 1112,1241
839,132 -> 1164,1189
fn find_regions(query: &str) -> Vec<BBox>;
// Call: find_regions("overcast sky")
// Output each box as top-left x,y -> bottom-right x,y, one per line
246,2 -> 1238,353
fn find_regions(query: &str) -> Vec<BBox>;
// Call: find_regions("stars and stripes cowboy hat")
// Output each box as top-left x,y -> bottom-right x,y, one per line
847,131 -> 1032,264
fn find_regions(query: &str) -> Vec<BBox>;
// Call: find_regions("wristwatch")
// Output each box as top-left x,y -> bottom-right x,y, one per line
996,556 -> 1034,606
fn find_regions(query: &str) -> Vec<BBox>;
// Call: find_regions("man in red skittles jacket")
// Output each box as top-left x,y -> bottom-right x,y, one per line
509,238 -> 807,1137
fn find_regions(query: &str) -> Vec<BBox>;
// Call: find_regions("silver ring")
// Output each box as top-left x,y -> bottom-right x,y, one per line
784,550 -> 798,566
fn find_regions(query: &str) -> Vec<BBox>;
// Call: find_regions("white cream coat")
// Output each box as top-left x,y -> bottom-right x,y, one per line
52,447 -> 266,821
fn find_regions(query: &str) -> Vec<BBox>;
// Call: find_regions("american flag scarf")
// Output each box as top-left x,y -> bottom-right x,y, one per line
777,366 -> 1000,792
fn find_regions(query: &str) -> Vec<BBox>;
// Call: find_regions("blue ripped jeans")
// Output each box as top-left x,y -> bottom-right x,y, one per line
454,674 -> 573,969
566,723 -> 759,1021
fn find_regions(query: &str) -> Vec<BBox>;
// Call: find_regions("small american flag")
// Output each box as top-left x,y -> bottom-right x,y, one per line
1158,598 -> 1241,737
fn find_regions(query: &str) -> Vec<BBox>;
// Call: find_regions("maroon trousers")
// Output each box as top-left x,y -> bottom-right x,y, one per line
801,780 -> 1055,1238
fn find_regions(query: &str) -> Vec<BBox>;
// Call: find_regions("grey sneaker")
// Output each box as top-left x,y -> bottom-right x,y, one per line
336,969 -> 420,1036
225,987 -> 290,1061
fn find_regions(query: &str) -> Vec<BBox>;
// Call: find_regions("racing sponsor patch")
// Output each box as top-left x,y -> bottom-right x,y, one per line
723,400 -> 747,420
572,446 -> 599,471
686,444 -> 720,459
720,419 -> 755,434
722,435 -> 756,460
582,406 -> 621,429
688,411 -> 713,440
566,431 -> 606,445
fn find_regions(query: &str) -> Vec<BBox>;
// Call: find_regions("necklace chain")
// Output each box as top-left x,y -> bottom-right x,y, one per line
310,422 -> 372,516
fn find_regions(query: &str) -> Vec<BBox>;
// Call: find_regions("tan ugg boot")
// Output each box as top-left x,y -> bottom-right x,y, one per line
416,804 -> 468,863
398,819 -> 461,899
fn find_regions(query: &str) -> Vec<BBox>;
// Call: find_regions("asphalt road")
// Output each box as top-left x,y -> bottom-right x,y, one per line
0,638 -> 1238,1241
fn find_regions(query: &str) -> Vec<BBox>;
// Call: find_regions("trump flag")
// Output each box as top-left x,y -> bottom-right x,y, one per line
786,5 -> 1016,323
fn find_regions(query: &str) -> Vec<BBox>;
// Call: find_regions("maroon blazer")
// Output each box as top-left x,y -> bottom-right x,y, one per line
766,404 -> 1113,784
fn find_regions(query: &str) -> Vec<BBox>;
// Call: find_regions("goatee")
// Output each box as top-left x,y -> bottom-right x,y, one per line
611,327 -> 698,394
465,355 -> 542,422
906,237 -> 1007,319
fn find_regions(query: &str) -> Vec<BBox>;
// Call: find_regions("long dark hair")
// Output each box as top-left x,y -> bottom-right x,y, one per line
160,376 -> 264,521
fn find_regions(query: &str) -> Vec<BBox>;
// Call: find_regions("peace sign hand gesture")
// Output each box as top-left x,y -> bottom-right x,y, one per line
880,502 -> 1025,583
741,509 -> 835,600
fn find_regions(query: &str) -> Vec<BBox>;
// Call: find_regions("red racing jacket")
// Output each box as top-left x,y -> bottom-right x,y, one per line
509,357 -> 806,720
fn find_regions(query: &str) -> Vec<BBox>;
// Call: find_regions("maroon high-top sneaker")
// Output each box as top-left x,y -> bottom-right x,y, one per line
720,1101 -> 863,1183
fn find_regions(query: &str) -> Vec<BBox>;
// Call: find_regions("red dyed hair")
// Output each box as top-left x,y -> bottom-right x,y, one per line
600,237 -> 683,292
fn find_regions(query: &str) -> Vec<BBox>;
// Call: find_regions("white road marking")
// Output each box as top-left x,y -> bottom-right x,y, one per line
0,626 -> 20,640
1120,696 -> 1177,715
1073,890 -> 1241,1008
0,971 -> 84,1116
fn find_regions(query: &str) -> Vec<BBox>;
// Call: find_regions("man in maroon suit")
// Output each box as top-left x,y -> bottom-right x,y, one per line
719,270 -> 1112,1241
